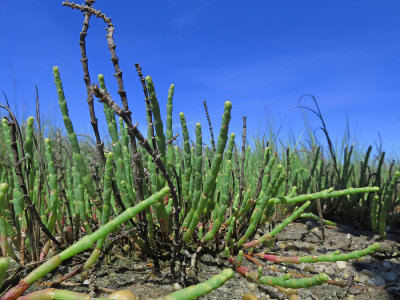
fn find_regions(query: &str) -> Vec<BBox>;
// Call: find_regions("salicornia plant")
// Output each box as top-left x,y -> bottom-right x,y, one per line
0,1 -> 397,299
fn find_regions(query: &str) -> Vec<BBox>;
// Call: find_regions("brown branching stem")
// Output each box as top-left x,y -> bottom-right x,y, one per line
166,133 -> 179,145
67,0 -> 137,232
77,0 -> 105,166
62,2 -> 111,26
64,3 -> 158,265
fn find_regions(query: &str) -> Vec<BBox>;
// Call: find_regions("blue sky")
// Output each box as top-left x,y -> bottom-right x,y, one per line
1,1 -> 400,158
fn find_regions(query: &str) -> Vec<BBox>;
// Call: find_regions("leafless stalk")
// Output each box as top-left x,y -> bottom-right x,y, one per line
239,116 -> 247,202
254,138 -> 266,200
76,0 -> 105,165
203,100 -> 216,152
33,85 -> 48,259
135,63 -> 157,151
285,147 -> 290,195
166,133 -> 179,145
62,1 -> 112,26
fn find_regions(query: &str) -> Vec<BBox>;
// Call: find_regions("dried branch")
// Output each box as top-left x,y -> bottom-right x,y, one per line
166,133 -> 179,145
64,1 -> 137,232
76,0 -> 105,165
239,116 -> 247,202
62,1 -> 112,26
203,100 -> 216,152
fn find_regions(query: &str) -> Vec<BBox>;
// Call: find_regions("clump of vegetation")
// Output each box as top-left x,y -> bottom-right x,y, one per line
0,1 -> 398,299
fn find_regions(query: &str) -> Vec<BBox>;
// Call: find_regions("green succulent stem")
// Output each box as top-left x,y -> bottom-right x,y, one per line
258,242 -> 380,264
156,268 -> 234,300
183,101 -> 232,242
1,187 -> 170,299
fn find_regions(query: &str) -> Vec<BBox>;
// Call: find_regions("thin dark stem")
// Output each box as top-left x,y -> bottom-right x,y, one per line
135,63 -> 157,151
34,85 -> 47,260
62,2 -> 112,26
203,100 -> 216,152
166,133 -> 179,145
297,94 -> 340,180
239,116 -> 247,202
286,147 -> 290,195
77,0 -> 105,166
254,138 -> 265,200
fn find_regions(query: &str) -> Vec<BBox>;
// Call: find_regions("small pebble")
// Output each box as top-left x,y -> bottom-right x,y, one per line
246,282 -> 258,290
369,275 -> 386,286
384,272 -> 396,281
186,269 -> 196,277
83,279 -> 89,286
305,220 -> 314,227
108,290 -> 136,300
345,295 -> 355,300
348,286 -> 361,295
382,261 -> 391,270
359,275 -> 370,283
342,270 -> 352,279
389,258 -> 398,264
359,256 -> 371,263
243,294 -> 259,300
336,261 -> 347,270
303,265 -> 315,273
173,283 -> 183,291
360,268 -> 374,277
289,295 -> 299,300
310,227 -> 320,233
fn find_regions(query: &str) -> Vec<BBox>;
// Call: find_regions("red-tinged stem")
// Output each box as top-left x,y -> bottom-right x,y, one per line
243,253 -> 261,266
0,282 -> 30,300
257,253 -> 301,264
228,257 -> 258,281
1,256 -> 62,300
